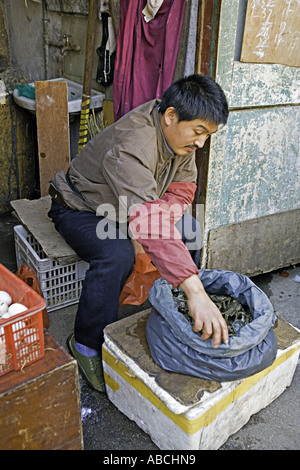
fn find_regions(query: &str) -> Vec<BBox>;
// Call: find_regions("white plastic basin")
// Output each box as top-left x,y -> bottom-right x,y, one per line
13,77 -> 104,114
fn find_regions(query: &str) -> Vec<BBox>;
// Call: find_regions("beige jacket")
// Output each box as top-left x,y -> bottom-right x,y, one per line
50,100 -> 197,222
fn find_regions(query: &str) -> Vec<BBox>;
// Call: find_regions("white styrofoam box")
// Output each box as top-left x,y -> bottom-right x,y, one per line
102,321 -> 300,450
14,225 -> 88,312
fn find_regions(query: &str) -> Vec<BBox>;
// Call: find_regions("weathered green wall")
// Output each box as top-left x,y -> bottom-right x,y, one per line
206,106 -> 300,228
202,0 -> 300,271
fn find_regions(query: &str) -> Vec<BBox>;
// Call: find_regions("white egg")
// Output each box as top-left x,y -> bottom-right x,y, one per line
0,291 -> 12,306
1,311 -> 12,319
0,302 -> 8,316
8,303 -> 28,316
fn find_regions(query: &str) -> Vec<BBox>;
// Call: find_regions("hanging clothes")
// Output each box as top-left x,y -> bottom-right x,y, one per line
96,12 -> 116,87
113,0 -> 186,122
142,0 -> 165,22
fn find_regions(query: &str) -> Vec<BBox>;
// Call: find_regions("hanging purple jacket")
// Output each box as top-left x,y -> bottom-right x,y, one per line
113,0 -> 187,121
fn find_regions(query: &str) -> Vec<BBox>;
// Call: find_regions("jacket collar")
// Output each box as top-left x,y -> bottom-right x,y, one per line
151,102 -> 175,160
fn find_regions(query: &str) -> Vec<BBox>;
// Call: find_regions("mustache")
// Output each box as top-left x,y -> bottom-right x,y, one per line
185,145 -> 198,150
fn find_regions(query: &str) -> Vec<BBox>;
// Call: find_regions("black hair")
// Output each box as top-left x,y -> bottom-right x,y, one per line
159,74 -> 229,125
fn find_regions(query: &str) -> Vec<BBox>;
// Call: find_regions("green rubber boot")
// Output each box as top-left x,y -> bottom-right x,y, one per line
67,334 -> 106,393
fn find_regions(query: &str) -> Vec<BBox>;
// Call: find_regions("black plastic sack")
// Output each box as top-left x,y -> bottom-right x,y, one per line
146,269 -> 278,382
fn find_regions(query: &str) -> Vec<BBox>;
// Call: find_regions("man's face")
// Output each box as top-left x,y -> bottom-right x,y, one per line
161,107 -> 219,157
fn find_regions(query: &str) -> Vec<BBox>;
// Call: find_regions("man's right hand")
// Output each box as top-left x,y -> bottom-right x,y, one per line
179,274 -> 229,348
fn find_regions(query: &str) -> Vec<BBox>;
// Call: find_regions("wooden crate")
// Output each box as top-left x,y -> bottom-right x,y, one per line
0,333 -> 83,450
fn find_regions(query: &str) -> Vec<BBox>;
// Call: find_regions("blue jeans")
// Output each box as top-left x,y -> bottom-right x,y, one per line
48,200 -> 201,350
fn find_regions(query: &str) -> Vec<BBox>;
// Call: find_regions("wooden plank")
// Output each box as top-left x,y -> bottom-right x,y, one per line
103,99 -> 114,127
194,0 -> 220,76
0,333 -> 83,450
206,209 -> 300,276
11,196 -> 81,265
240,0 -> 300,68
193,0 -> 221,215
35,81 -> 70,197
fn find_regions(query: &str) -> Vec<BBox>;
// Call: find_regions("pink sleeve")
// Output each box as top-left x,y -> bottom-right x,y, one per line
129,182 -> 199,287
160,181 -> 197,205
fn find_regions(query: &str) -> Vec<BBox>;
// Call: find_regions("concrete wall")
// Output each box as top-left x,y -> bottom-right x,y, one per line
202,0 -> 300,273
2,0 -> 105,93
3,0 -> 53,80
